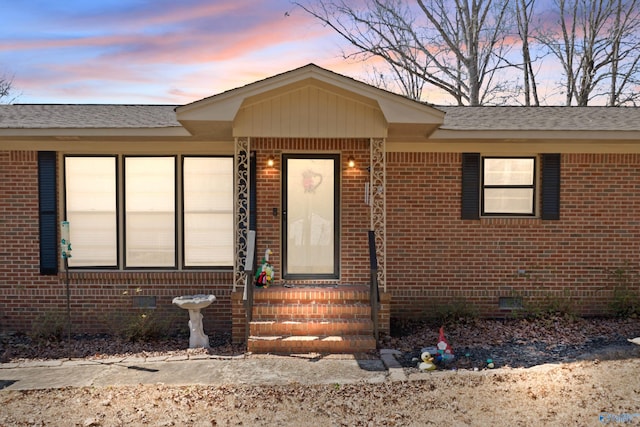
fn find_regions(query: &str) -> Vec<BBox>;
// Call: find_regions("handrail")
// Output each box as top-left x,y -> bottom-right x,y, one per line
368,230 -> 380,342
243,230 -> 256,342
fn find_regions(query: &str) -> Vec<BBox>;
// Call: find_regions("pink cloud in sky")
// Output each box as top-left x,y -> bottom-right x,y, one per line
0,0 -> 576,105
0,0 -> 356,104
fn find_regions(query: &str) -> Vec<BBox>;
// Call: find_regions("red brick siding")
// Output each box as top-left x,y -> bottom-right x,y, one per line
61,272 -> 235,334
386,152 -> 640,318
4,148 -> 639,335
0,151 -> 233,335
231,290 -> 245,344
252,138 -> 371,284
1,151 -> 59,331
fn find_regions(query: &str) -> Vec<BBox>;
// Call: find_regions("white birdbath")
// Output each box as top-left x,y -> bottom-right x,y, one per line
172,294 -> 216,348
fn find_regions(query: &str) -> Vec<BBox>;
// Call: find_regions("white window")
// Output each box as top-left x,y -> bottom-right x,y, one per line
183,157 -> 234,267
482,157 -> 536,215
65,156 -> 118,267
125,157 -> 176,268
64,155 -> 234,269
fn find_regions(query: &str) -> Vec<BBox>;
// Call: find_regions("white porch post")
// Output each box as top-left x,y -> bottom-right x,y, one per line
370,137 -> 387,292
233,136 -> 250,292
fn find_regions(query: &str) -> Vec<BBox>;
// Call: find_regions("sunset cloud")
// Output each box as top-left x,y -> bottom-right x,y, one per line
0,0 -> 350,104
0,0 -> 573,105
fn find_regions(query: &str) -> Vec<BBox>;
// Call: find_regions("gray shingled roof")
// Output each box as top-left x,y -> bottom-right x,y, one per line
0,104 -> 180,128
438,106 -> 640,131
1,103 -> 640,132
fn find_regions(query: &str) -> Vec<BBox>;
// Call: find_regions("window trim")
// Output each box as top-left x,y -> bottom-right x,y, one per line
481,156 -> 537,217
462,153 -> 560,220
63,154 -> 234,271
181,155 -> 235,270
123,155 -> 178,270
63,154 -> 119,269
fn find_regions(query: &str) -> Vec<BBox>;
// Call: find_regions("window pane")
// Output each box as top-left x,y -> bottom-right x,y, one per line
183,157 -> 234,266
484,188 -> 534,214
125,157 -> 175,267
65,157 -> 117,267
484,158 -> 534,185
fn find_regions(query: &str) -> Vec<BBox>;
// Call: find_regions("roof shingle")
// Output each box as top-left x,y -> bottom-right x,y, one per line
1,103 -> 640,132
0,104 -> 180,129
438,106 -> 640,131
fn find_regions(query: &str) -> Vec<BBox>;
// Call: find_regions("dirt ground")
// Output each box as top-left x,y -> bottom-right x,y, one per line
1,358 -> 639,426
1,316 -> 639,426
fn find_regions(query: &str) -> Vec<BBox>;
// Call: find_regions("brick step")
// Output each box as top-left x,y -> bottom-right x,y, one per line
250,318 -> 373,336
252,302 -> 371,320
246,285 -> 376,354
253,285 -> 370,304
247,334 -> 377,354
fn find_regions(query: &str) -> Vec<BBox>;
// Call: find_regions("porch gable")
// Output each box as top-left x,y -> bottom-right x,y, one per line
175,63 -> 445,141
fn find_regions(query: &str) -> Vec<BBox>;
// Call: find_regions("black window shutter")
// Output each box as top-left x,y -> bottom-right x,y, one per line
461,153 -> 480,219
541,153 -> 561,220
38,151 -> 58,274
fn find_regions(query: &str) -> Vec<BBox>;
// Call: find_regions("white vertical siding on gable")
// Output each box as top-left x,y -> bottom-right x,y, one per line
234,86 -> 387,138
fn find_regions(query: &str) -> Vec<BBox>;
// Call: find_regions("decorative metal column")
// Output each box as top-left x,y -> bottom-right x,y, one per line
233,137 -> 250,292
370,137 -> 387,292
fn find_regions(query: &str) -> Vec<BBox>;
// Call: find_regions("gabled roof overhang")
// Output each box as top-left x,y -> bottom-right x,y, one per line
176,63 -> 444,142
387,129 -> 640,154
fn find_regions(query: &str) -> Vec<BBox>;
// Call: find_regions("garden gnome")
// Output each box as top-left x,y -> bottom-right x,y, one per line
437,326 -> 455,363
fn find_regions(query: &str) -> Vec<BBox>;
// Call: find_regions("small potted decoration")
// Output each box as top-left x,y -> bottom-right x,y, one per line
255,249 -> 274,287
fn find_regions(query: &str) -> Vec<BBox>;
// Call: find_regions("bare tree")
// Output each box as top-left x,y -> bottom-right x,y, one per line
0,75 -> 12,103
515,0 -> 541,105
538,0 -> 640,106
355,2 -> 429,100
607,0 -> 640,105
363,64 -> 427,101
296,0 -> 513,105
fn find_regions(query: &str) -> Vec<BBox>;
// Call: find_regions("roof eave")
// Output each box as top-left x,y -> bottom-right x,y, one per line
431,129 -> 640,141
0,127 -> 189,138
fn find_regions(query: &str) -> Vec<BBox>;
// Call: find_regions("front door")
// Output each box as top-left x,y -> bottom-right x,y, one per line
282,154 -> 339,280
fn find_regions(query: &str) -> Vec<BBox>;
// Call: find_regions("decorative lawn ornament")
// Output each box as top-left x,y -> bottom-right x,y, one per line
436,326 -> 455,363
256,249 -> 274,287
419,351 -> 437,371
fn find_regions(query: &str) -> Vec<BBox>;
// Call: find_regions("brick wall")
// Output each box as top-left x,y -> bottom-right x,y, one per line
4,148 -> 638,336
386,152 -> 640,318
231,290 -> 246,344
252,138 -> 371,284
1,151 -> 59,331
0,151 -> 234,336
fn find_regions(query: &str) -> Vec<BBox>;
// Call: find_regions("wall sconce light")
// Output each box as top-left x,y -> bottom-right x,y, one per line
267,156 -> 275,167
347,155 -> 355,168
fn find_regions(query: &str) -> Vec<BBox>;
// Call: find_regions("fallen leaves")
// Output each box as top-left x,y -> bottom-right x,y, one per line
386,315 -> 640,370
0,332 -> 244,364
2,360 -> 640,427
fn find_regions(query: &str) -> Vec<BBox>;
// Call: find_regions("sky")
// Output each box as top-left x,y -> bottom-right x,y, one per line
0,0 -> 595,107
0,0 -> 365,105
